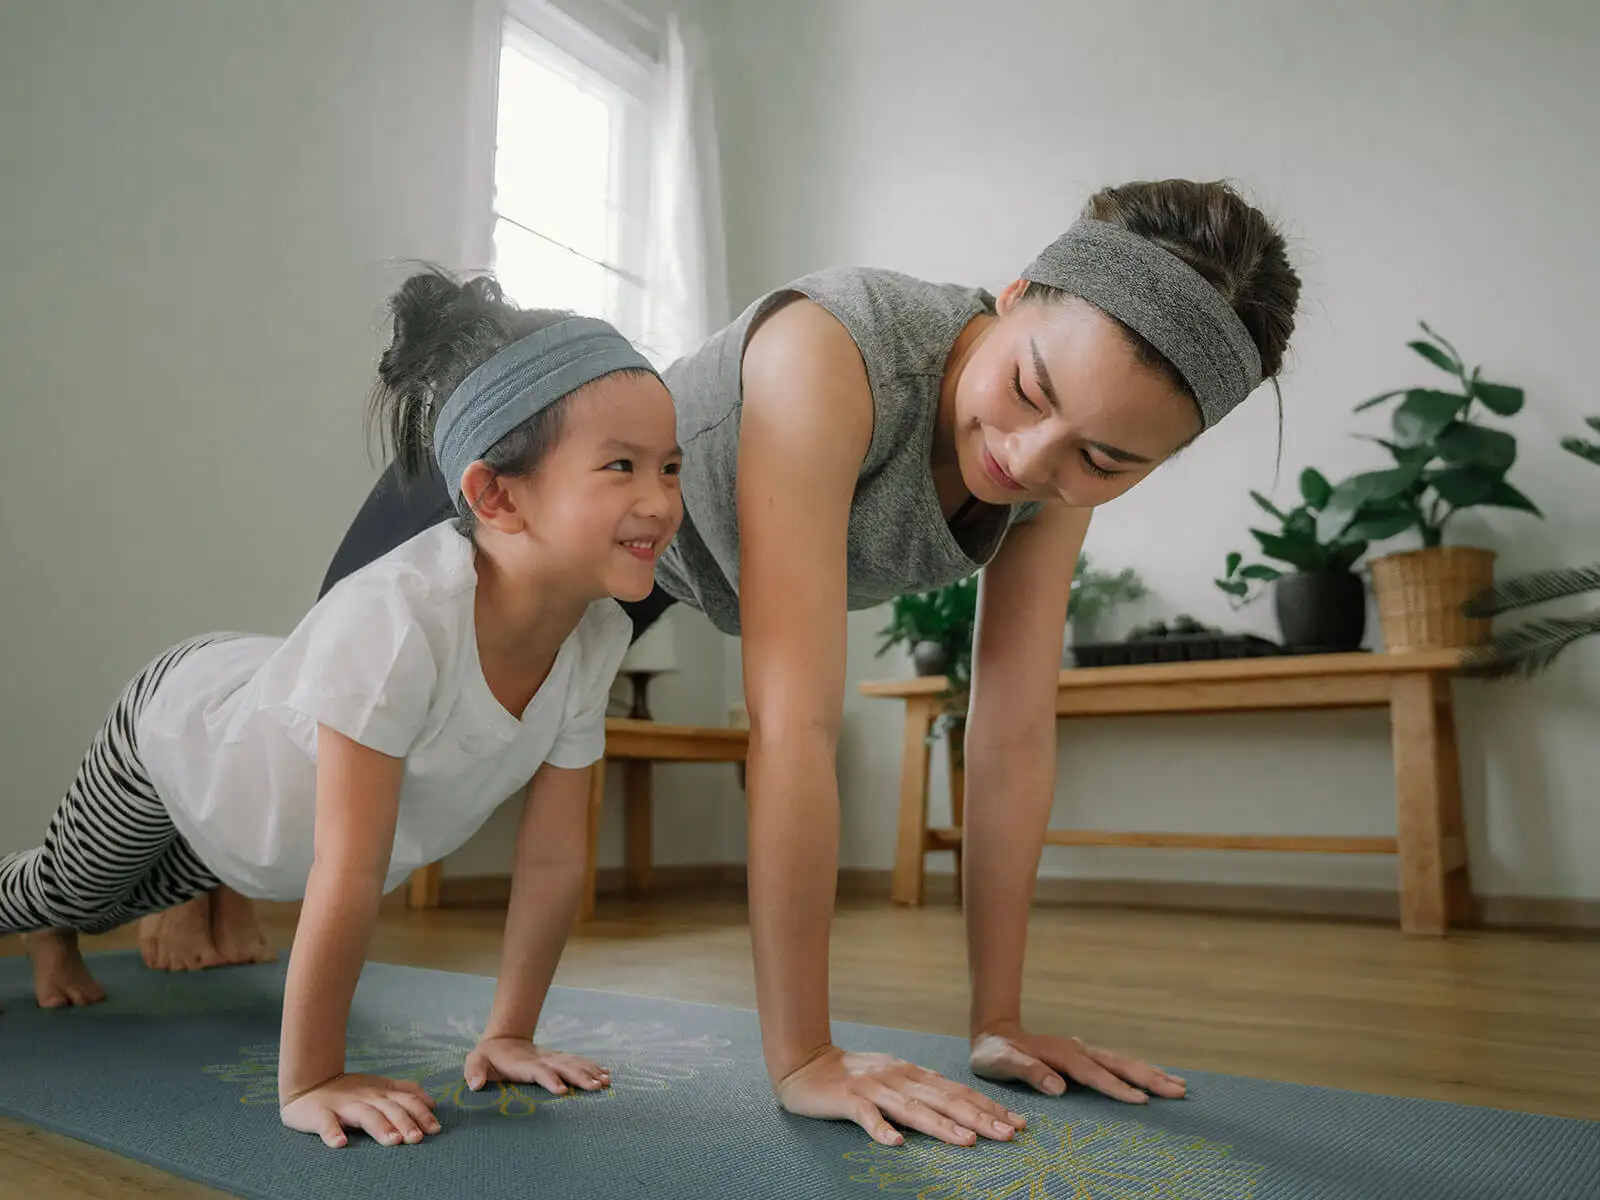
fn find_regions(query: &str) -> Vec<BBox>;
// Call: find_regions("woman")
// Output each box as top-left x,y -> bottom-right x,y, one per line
186,178 -> 1302,1148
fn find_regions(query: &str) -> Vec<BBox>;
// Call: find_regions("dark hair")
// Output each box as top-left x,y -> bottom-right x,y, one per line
368,265 -> 572,532
1022,179 -> 1301,449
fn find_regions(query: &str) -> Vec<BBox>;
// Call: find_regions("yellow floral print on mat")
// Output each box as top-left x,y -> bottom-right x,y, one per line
845,1113 -> 1263,1200
203,1014 -> 734,1114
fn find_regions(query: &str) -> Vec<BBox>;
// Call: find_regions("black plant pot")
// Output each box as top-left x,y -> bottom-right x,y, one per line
911,641 -> 951,676
1273,570 -> 1367,652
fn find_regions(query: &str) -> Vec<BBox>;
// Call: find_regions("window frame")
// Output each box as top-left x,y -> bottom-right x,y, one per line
461,0 -> 657,336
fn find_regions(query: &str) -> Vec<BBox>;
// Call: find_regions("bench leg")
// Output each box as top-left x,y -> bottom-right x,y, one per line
581,759 -> 606,922
891,698 -> 935,906
1434,679 -> 1475,925
624,760 -> 653,894
408,862 -> 442,909
948,722 -> 966,908
1391,673 -> 1450,936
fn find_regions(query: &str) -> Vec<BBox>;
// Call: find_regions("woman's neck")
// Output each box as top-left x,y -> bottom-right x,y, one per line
931,312 -> 995,517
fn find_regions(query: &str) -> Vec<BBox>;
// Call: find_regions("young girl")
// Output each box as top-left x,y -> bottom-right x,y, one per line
314,178 -> 1303,1151
0,269 -> 684,1151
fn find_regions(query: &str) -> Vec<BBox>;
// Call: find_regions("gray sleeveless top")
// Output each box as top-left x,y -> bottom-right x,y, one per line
656,266 -> 1044,636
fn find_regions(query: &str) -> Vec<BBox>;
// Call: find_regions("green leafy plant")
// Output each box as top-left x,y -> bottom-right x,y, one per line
1215,468 -> 1374,606
876,576 -> 980,749
1463,418 -> 1600,679
1068,552 -> 1148,630
1561,414 -> 1600,467
876,575 -> 978,687
1316,323 -> 1542,549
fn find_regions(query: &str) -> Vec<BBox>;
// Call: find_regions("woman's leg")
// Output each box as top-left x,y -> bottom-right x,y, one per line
1,639 -> 223,1005
619,584 -> 679,645
319,457 -> 455,598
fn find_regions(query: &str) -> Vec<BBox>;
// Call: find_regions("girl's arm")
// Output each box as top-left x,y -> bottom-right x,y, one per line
277,724 -> 440,1147
736,299 -> 1020,1149
459,763 -> 610,1095
961,503 -> 1185,1102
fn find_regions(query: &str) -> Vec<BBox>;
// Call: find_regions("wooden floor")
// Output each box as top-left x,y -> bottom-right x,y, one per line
3,890 -> 1597,1198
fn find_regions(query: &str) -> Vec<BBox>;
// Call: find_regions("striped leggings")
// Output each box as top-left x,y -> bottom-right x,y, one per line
0,636 -> 228,936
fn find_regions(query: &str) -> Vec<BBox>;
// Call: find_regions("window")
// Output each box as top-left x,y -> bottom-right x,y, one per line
484,2 -> 655,348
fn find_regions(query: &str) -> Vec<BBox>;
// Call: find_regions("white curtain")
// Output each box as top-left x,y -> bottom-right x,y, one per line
619,11 -> 728,683
637,11 -> 729,370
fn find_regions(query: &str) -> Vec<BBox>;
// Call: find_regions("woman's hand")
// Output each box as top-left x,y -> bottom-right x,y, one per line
279,1073 -> 441,1148
775,1044 -> 1027,1147
463,1036 -> 611,1096
969,1021 -> 1186,1104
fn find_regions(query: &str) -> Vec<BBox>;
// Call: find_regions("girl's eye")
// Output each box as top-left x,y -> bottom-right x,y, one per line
605,459 -> 634,473
1080,450 -> 1114,480
662,461 -> 681,477
1010,370 -> 1040,413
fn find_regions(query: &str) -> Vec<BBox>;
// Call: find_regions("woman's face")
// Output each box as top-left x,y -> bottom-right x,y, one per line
952,282 -> 1204,508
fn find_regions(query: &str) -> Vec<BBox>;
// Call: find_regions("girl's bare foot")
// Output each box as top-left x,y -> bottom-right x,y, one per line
22,929 -> 107,1008
210,885 -> 275,965
137,893 -> 226,971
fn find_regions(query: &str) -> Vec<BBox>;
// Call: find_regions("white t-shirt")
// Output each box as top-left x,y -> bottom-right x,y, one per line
136,523 -> 632,900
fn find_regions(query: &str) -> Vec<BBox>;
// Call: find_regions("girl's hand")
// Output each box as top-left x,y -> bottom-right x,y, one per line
279,1073 -> 441,1148
969,1022 -> 1187,1104
775,1044 -> 1026,1147
462,1036 -> 612,1096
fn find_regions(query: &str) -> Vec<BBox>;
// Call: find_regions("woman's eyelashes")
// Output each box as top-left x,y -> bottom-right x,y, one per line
1079,450 -> 1114,480
1010,369 -> 1040,413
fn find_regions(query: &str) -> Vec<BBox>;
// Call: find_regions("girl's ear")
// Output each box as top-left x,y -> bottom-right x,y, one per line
459,461 -> 526,534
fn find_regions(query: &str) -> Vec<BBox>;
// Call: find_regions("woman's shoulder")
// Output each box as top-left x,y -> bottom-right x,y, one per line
751,265 -> 992,384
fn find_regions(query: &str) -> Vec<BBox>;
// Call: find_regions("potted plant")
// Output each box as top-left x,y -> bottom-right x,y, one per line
876,574 -> 978,683
1461,417 -> 1600,678
1213,467 -> 1388,650
1315,323 -> 1542,652
1066,552 -> 1148,647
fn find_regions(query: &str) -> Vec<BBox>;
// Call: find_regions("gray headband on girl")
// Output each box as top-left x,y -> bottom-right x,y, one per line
1020,219 -> 1262,428
433,315 -> 658,507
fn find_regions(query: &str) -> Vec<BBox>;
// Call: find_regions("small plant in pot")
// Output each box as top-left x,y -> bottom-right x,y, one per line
876,575 -> 978,684
1214,468 -> 1380,651
876,575 -> 978,750
1067,552 -> 1148,647
1314,323 -> 1542,652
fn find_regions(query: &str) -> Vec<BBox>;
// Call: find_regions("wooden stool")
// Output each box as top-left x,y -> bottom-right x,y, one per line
861,650 -> 1471,935
406,718 -> 749,919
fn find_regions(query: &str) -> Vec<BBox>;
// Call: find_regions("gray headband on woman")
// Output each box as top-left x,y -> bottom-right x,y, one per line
1020,219 -> 1262,428
433,315 -> 658,507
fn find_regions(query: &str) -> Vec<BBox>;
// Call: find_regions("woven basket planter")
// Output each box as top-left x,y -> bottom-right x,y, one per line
1369,546 -> 1496,652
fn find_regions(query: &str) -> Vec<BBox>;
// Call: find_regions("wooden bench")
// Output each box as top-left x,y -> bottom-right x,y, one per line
406,717 -> 749,920
859,649 -> 1470,936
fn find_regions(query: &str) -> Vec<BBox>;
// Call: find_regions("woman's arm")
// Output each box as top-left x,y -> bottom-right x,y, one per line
736,299 -> 868,1081
737,300 -> 1022,1149
962,503 -> 1185,1102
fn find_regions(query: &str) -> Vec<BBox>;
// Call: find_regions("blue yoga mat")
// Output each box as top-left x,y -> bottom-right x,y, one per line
0,951 -> 1594,1198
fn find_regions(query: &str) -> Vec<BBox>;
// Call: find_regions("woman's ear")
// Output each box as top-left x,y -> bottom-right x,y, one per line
459,461 -> 526,533
995,277 -> 1030,316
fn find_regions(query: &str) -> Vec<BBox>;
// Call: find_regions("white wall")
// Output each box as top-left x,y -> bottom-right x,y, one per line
0,0 -> 735,878
708,0 -> 1600,900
